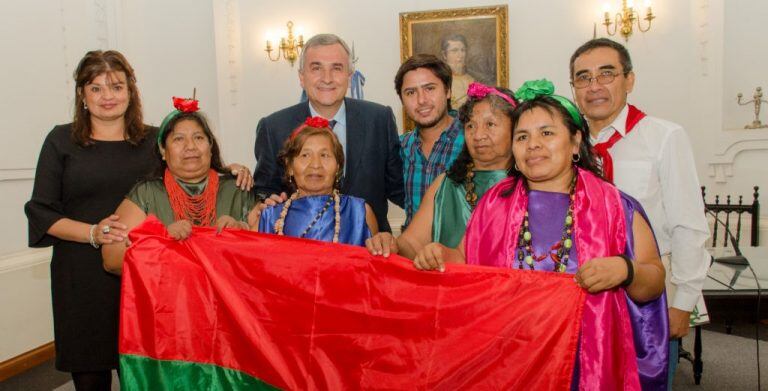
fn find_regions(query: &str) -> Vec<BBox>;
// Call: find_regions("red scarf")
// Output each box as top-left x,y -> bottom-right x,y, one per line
593,105 -> 646,182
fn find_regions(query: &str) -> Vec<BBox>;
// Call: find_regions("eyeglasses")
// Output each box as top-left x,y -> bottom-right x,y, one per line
571,71 -> 626,89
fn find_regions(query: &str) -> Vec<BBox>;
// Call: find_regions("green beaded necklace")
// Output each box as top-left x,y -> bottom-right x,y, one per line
515,173 -> 577,273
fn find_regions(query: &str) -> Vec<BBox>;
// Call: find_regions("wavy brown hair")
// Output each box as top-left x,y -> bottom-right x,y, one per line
72,50 -> 146,146
278,126 -> 345,193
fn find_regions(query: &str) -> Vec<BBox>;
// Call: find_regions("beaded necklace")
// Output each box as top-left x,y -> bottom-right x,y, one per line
274,190 -> 341,243
163,168 -> 219,226
516,173 -> 577,273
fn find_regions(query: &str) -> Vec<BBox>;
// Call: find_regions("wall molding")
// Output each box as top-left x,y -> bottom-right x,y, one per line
0,248 -> 51,274
0,342 -> 55,382
707,130 -> 768,183
0,168 -> 34,182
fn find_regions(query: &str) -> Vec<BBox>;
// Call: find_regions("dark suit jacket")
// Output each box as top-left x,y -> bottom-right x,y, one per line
254,98 -> 405,232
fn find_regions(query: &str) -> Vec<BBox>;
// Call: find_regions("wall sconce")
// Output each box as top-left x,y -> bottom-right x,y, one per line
602,0 -> 655,41
265,21 -> 304,67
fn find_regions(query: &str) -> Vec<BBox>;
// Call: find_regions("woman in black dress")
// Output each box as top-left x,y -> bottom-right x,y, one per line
24,50 -> 251,390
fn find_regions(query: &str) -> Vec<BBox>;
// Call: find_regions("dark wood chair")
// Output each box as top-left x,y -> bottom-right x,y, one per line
678,186 -> 760,385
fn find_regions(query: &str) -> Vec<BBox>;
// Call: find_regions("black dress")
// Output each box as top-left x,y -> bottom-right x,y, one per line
25,124 -> 159,372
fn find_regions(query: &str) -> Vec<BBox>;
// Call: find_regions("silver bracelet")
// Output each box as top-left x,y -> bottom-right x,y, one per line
89,224 -> 100,248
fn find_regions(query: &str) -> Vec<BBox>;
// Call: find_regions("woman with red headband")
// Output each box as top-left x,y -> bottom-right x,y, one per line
255,117 -> 378,245
102,97 -> 254,274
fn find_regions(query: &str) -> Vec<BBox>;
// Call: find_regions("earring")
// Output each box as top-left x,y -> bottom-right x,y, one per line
514,163 -> 520,171
572,153 -> 581,163
83,102 -> 88,110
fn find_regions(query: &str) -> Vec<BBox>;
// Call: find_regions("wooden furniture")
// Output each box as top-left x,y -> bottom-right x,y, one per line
679,186 -> 760,385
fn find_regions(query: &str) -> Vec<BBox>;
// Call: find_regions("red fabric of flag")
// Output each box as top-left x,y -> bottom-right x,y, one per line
120,216 -> 585,390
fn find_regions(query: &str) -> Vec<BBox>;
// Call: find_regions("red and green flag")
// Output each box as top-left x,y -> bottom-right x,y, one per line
119,216 -> 585,390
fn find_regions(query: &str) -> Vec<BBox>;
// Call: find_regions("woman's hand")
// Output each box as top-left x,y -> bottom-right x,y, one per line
95,214 -> 128,245
574,256 -> 628,293
167,220 -> 193,240
365,232 -> 398,257
414,243 -> 449,272
225,164 -> 254,191
216,215 -> 248,233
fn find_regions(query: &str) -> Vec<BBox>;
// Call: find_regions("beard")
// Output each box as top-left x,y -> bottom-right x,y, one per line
412,105 -> 449,129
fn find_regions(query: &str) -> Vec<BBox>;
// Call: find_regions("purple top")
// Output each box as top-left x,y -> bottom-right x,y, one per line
528,190 -> 669,390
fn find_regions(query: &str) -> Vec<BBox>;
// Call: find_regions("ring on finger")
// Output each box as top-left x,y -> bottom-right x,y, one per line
101,225 -> 111,234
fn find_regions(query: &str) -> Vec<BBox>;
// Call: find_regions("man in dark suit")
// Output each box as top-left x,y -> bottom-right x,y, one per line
253,34 -> 404,232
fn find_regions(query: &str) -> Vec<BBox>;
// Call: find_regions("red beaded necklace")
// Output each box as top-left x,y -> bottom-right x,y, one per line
163,168 -> 219,226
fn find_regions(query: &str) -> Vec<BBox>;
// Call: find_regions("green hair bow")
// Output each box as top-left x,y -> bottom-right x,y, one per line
514,79 -> 584,128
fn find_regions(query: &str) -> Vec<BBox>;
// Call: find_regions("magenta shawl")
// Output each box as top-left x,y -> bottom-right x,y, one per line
464,168 -> 642,390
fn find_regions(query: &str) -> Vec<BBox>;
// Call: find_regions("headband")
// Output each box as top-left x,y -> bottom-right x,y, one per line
466,82 -> 517,108
514,79 -> 584,128
289,116 -> 332,140
157,96 -> 200,146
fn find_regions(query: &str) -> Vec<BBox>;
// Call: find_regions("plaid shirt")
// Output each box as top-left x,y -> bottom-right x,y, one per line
400,112 -> 464,227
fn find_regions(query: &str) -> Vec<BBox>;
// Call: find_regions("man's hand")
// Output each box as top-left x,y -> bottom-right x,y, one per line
248,193 -> 288,228
669,307 -> 691,338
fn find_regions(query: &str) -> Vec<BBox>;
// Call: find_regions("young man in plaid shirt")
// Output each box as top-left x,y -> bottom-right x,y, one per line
394,54 -> 465,228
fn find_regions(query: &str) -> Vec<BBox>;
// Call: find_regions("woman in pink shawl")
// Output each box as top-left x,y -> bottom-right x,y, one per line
414,79 -> 669,390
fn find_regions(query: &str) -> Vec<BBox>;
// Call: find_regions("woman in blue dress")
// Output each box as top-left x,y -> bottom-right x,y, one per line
257,117 -> 377,245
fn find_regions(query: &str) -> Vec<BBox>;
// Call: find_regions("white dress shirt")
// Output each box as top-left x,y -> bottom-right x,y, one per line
309,101 -> 347,172
591,104 -> 710,311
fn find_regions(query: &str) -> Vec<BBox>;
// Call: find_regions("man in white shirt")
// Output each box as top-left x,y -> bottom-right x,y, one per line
569,38 -> 710,381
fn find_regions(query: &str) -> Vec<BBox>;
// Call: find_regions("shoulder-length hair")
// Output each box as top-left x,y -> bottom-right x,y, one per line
72,50 -> 146,146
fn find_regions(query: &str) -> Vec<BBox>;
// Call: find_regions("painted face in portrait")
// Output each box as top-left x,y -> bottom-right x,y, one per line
299,43 -> 351,114
571,46 -> 635,129
464,100 -> 513,170
162,119 -> 213,183
400,67 -> 451,128
512,107 -> 581,191
82,71 -> 130,122
442,40 -> 467,75
289,134 -> 340,196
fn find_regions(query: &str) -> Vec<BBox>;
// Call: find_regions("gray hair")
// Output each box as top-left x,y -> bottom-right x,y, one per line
298,34 -> 354,73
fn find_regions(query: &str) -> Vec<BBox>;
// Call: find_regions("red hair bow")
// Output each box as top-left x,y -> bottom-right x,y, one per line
304,116 -> 330,128
172,96 -> 200,113
289,116 -> 332,140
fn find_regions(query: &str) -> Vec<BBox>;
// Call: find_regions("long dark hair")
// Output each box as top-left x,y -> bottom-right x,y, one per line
72,50 -> 146,146
152,111 -> 226,178
446,86 -> 518,183
501,96 -> 602,196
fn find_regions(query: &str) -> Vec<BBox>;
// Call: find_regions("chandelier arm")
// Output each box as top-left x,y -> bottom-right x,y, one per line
637,15 -> 654,33
604,13 -> 618,36
265,48 -> 282,62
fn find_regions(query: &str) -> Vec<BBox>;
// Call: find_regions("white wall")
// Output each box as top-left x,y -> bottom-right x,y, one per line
0,0 -> 221,361
2,0 -> 767,362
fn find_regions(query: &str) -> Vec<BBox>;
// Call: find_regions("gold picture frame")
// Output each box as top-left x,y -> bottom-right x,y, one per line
399,5 -> 509,131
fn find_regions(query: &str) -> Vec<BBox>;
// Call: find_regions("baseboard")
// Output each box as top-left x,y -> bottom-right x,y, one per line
0,341 -> 55,382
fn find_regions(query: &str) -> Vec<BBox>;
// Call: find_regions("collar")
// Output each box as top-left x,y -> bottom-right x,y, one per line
309,100 -> 347,126
592,104 -> 630,144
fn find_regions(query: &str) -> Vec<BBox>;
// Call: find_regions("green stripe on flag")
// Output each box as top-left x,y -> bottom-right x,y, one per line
120,354 -> 280,390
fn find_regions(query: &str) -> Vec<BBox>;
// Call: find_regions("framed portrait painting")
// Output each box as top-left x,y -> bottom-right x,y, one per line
399,5 -> 509,130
